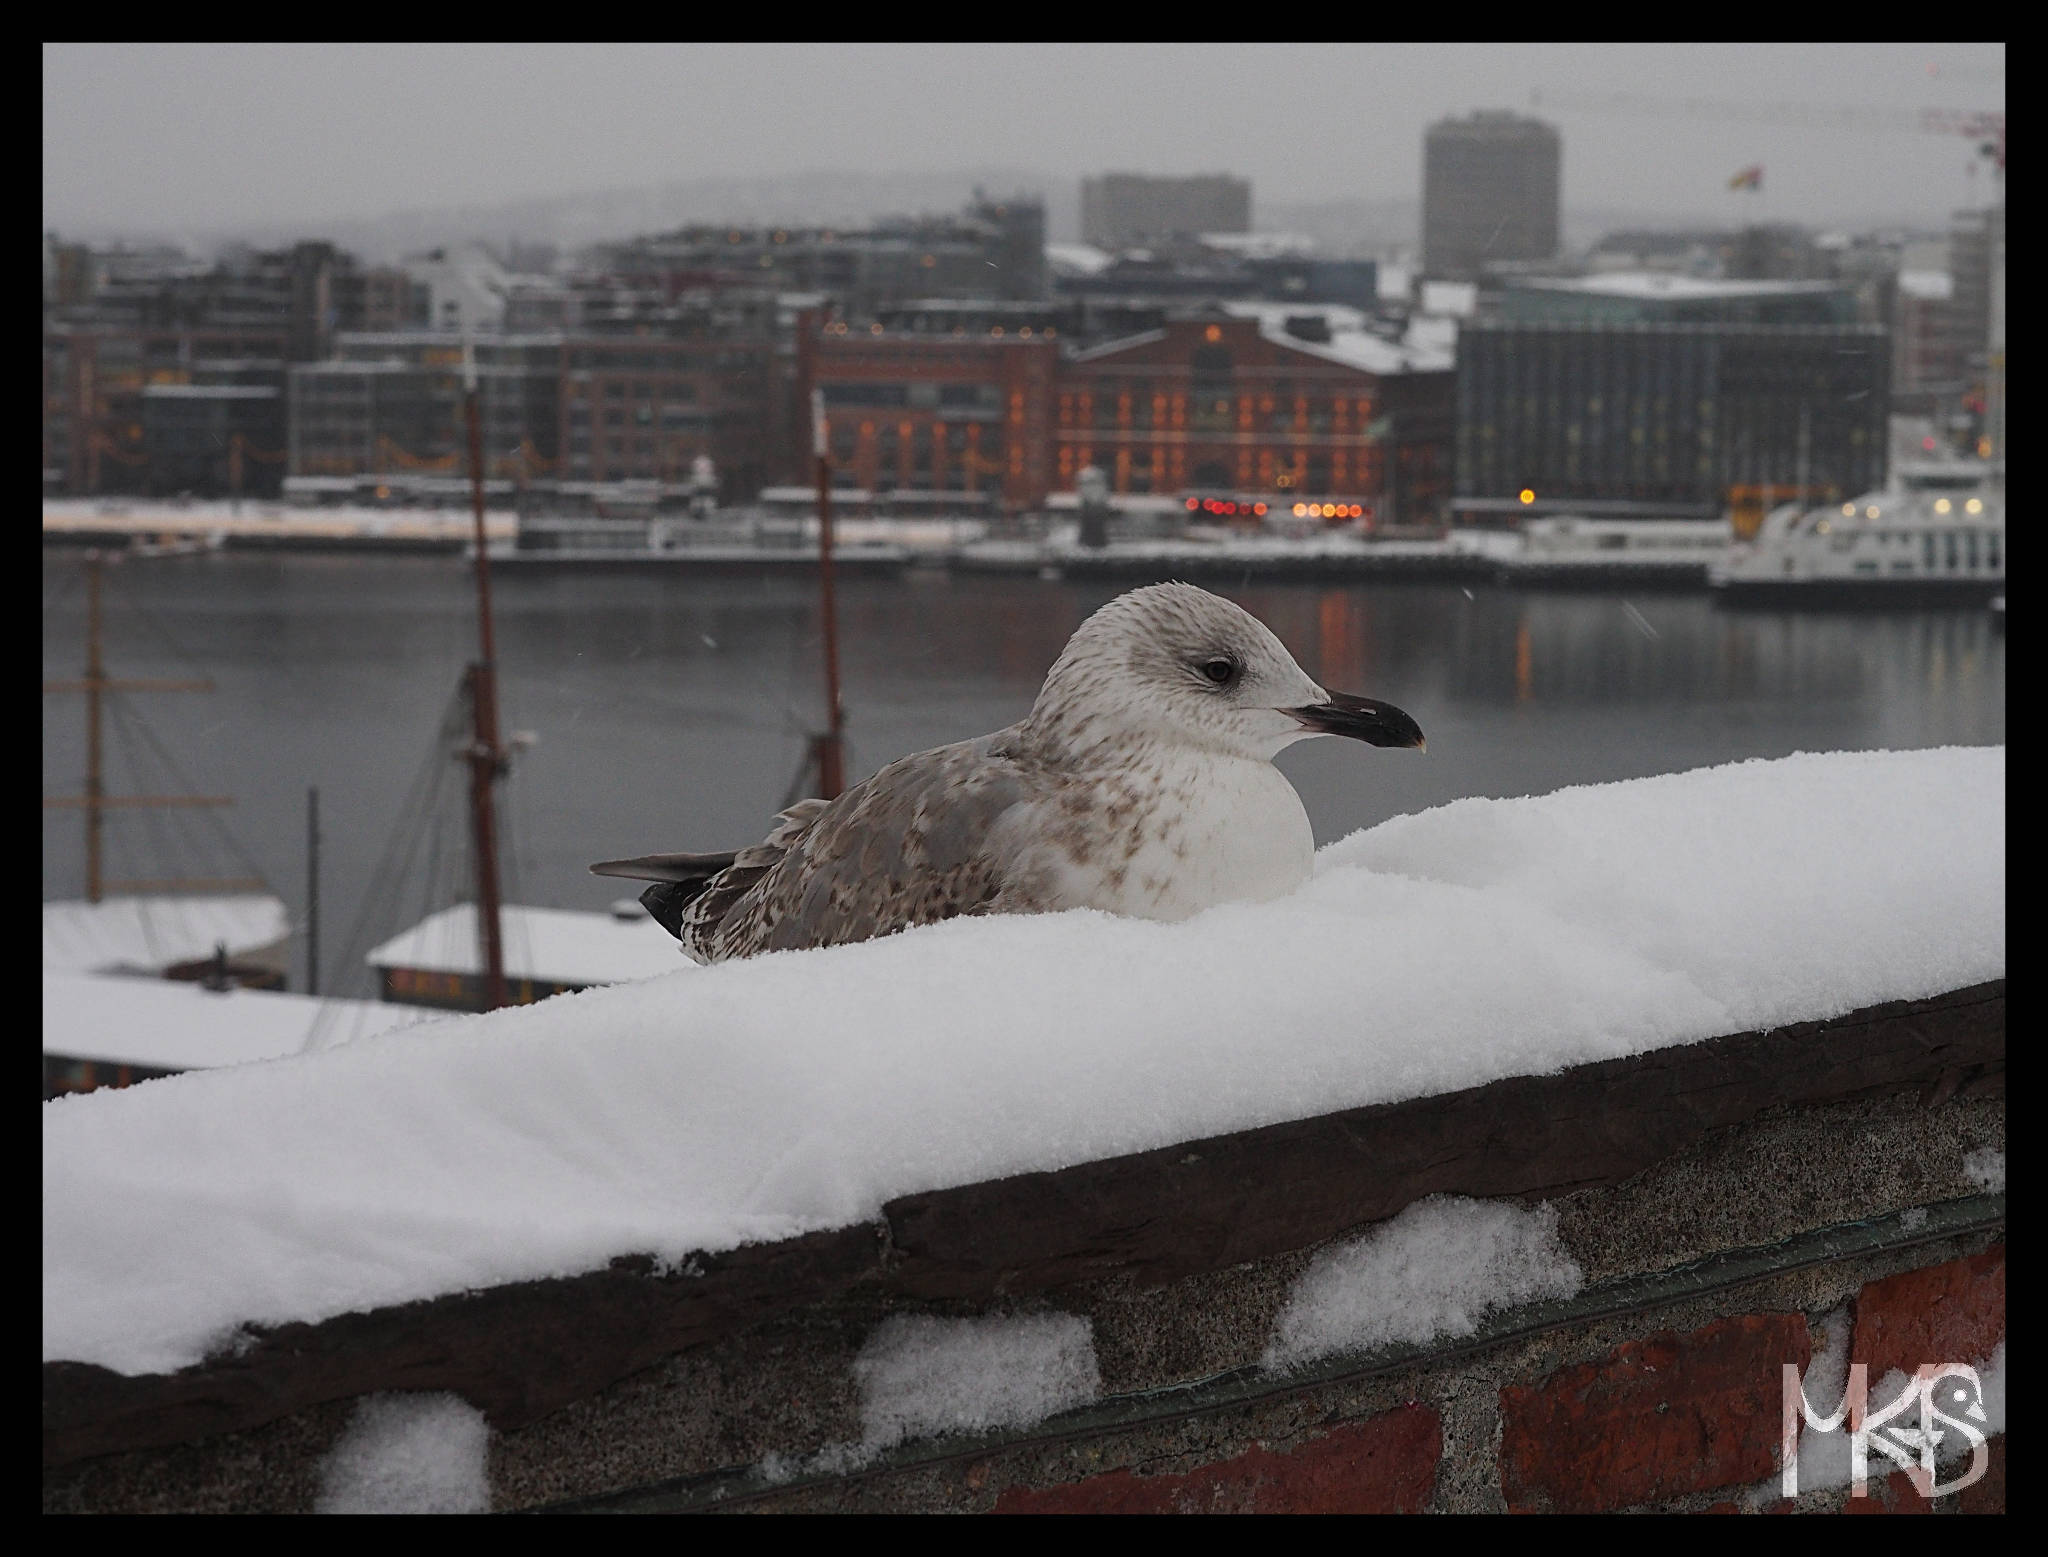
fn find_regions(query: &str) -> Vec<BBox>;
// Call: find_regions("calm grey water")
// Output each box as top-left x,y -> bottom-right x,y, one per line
43,552 -> 2004,997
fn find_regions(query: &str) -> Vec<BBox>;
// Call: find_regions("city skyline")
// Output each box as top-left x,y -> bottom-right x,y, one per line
45,43 -> 2005,245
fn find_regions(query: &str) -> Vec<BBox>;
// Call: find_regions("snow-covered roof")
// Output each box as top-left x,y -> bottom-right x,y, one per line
42,895 -> 290,977
42,971 -> 437,1072
43,503 -> 518,537
1196,231 -> 1317,259
1898,269 -> 1955,302
1418,280 -> 1477,318
1515,272 -> 1844,301
1044,242 -> 1114,276
44,748 -> 2003,1377
1220,302 -> 1455,374
365,903 -> 686,985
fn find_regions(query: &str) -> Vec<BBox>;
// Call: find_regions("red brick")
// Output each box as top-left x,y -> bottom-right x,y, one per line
1851,1246 -> 2005,1381
1958,1435 -> 2005,1514
1499,1313 -> 1809,1514
991,1406 -> 1440,1514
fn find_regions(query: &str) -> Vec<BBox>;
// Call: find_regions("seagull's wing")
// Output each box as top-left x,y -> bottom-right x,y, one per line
697,733 -> 1040,961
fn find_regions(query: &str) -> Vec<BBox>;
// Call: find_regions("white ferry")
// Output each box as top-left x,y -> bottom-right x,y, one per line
1490,516 -> 1732,587
1711,476 -> 2004,607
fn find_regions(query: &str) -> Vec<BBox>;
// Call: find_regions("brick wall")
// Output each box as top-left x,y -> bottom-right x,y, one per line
735,1239 -> 2006,1516
43,993 -> 2003,1515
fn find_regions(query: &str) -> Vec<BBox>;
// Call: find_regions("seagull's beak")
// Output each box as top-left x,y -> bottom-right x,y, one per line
1286,692 -> 1426,750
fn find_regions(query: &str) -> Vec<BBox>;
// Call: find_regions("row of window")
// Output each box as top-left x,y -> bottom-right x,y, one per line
821,382 -> 1003,412
1829,528 -> 2002,571
567,348 -> 762,372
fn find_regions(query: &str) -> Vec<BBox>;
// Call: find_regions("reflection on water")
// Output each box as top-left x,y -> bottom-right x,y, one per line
43,555 -> 2004,994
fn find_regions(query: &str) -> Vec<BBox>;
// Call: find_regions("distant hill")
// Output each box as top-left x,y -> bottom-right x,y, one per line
59,169 -> 1931,268
116,169 -> 1075,265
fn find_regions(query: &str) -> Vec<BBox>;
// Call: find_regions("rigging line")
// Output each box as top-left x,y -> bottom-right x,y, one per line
98,562 -> 219,687
104,696 -> 194,965
496,771 -> 529,987
315,680 -> 467,1016
108,689 -> 272,889
306,746 -> 453,1048
415,686 -> 476,983
43,561 -> 83,619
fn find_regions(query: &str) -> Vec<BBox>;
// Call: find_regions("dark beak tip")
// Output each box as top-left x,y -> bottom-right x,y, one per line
1291,693 -> 1425,750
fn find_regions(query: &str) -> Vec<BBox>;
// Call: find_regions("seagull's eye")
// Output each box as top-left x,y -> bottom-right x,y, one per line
1200,658 -> 1237,686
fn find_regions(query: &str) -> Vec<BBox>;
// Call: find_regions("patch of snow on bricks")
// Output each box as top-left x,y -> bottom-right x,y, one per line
315,1393 -> 489,1514
1963,1147 -> 2005,1193
854,1312 -> 1100,1450
1264,1195 -> 1583,1369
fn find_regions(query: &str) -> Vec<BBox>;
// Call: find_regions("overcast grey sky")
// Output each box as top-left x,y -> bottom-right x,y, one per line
44,42 -> 2005,237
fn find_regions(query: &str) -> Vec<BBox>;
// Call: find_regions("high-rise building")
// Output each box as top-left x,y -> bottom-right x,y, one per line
1893,270 -> 1969,415
1948,204 -> 2004,460
1421,112 -> 1560,281
1080,174 -> 1252,249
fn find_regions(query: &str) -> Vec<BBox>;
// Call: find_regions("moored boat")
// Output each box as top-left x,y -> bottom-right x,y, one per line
1711,484 -> 2004,607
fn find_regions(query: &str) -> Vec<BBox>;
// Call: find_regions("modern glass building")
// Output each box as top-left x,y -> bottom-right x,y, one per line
1454,321 -> 1891,521
1496,275 -> 1859,327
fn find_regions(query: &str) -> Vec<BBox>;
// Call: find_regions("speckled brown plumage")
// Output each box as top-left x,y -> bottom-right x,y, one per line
592,582 -> 1424,963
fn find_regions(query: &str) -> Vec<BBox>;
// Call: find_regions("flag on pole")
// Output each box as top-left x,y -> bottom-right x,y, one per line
1728,165 -> 1764,191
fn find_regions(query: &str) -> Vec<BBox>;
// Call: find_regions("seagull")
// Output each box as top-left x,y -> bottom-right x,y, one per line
592,582 -> 1424,963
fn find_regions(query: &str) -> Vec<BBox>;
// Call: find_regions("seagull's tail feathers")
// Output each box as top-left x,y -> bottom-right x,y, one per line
590,852 -> 738,943
589,851 -> 736,884
591,798 -> 836,956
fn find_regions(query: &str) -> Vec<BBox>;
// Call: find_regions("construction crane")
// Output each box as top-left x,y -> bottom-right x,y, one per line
1529,89 -> 2004,176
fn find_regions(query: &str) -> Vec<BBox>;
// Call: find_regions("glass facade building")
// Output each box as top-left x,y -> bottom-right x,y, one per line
1455,321 -> 1890,516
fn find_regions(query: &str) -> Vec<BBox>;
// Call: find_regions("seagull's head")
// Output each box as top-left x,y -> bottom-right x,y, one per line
1027,582 -> 1425,763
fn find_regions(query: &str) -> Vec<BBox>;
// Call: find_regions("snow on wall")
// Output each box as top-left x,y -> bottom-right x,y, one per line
1962,1148 -> 2005,1194
313,1393 -> 490,1514
1264,1196 -> 1583,1370
42,748 -> 2004,1377
854,1313 -> 1100,1451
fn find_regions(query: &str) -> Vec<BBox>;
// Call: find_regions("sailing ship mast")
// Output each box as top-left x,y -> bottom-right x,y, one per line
461,336 -> 510,1011
811,387 -> 846,799
42,551 -> 258,901
784,387 -> 847,805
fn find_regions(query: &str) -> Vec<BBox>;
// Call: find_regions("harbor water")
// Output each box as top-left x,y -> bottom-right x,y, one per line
42,552 -> 2005,997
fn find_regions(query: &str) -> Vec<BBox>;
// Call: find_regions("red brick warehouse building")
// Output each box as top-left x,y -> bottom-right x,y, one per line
804,322 -> 1058,510
804,307 -> 1454,523
1060,311 -> 1453,524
